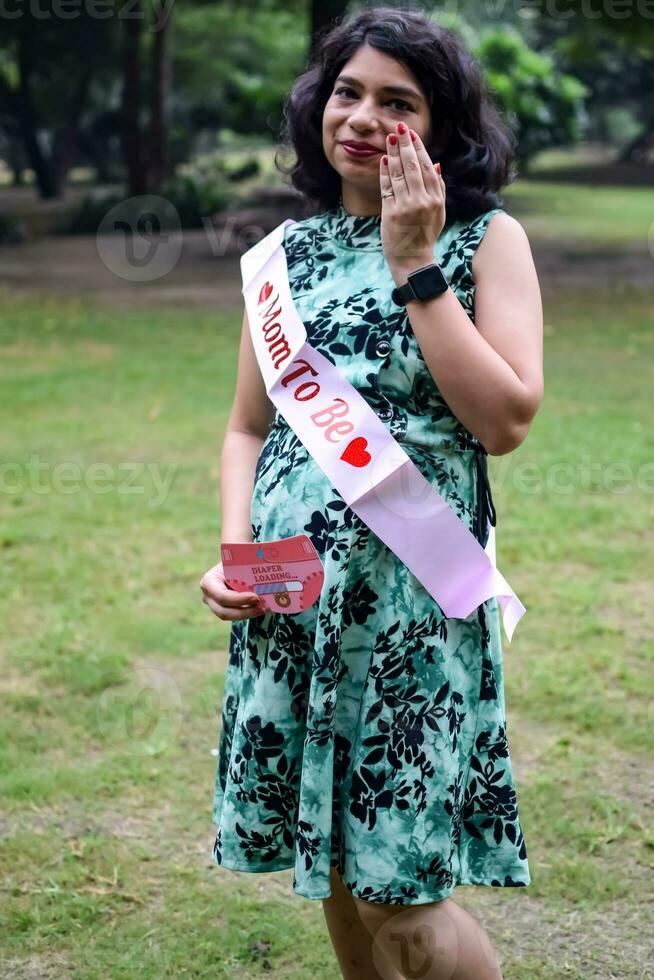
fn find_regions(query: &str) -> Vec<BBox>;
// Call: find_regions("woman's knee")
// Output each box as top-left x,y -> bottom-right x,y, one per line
353,892 -> 450,936
353,895 -> 503,980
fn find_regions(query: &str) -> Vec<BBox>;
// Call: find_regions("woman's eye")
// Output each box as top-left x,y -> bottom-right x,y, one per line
334,87 -> 412,112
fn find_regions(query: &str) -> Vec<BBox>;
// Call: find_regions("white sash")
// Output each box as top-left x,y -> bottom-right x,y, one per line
240,220 -> 526,643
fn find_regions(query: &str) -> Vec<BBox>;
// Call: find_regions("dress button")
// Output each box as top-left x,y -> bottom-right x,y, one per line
375,340 -> 392,357
378,407 -> 394,422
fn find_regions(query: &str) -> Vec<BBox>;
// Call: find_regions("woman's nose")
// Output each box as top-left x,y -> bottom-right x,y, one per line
346,101 -> 380,129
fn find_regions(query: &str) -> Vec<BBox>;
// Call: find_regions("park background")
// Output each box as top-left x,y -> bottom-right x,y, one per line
0,1 -> 653,977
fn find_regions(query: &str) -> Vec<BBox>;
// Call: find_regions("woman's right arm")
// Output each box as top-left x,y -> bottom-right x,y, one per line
200,306 -> 276,621
220,304 -> 276,543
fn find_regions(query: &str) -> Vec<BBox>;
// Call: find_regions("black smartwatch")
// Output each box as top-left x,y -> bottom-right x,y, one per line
391,263 -> 449,306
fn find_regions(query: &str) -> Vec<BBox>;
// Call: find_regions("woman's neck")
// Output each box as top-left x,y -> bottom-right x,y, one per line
340,186 -> 382,218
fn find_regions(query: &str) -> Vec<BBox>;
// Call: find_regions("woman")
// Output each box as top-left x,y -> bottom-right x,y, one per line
200,6 -> 543,979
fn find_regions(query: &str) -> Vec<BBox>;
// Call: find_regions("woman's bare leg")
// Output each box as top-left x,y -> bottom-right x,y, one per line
352,892 -> 503,980
321,866 -> 406,980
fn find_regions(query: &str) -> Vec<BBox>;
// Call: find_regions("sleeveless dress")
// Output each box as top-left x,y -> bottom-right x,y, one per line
210,200 -> 531,905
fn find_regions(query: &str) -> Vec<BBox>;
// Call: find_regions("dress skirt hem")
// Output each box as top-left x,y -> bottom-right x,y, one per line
210,836 -> 530,904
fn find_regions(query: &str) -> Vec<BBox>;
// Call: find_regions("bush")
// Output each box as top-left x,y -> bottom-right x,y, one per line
53,150 -> 259,235
158,170 -> 236,229
477,29 -> 589,168
0,213 -> 27,245
54,168 -> 239,235
54,190 -> 131,235
223,158 -> 260,183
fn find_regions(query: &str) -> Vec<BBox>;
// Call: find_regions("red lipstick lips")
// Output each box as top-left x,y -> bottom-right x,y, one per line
340,140 -> 382,158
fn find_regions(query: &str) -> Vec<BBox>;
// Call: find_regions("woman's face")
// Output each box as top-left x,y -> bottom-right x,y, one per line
322,43 -> 432,203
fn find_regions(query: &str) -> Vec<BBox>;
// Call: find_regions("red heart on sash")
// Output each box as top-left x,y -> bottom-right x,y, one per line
340,437 -> 371,468
258,281 -> 273,304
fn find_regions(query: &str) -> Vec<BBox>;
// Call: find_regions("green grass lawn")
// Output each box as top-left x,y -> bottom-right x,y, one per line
502,180 -> 654,247
1,190 -> 653,978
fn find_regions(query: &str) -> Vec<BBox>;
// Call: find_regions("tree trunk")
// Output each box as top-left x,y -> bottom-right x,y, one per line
148,5 -> 172,190
8,139 -> 24,186
52,67 -> 92,196
17,30 -> 56,198
122,0 -> 148,196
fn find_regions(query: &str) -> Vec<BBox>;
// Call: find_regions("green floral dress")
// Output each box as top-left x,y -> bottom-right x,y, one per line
210,200 -> 531,905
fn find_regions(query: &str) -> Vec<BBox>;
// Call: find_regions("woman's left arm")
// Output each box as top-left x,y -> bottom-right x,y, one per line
402,212 -> 544,455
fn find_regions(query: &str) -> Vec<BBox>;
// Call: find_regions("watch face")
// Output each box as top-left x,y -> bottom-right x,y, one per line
408,264 -> 448,300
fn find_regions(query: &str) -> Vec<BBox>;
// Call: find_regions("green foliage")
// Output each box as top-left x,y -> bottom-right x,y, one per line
477,29 -> 589,165
158,166 -> 236,229
53,191 -> 129,235
224,158 -> 261,183
172,4 -> 309,138
529,0 -> 654,56
0,2 -> 121,159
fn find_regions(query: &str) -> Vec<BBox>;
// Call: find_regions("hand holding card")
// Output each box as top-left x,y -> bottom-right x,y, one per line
221,534 -> 324,614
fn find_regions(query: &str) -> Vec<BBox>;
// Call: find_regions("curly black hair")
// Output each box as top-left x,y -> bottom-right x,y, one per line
275,4 -> 518,225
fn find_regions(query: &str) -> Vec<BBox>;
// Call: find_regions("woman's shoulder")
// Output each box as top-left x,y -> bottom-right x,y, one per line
438,208 -> 518,304
468,207 -> 529,242
470,209 -> 534,282
457,205 -> 505,239
466,208 -> 531,260
444,206 -> 528,262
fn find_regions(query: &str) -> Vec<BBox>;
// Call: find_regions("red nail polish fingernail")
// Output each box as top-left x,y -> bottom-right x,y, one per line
397,122 -> 406,134
382,155 -> 388,165
389,134 -> 398,146
410,130 -> 416,141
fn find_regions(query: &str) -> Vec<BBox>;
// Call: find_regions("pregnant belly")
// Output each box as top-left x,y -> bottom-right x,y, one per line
250,423 -> 340,545
249,419 -> 477,546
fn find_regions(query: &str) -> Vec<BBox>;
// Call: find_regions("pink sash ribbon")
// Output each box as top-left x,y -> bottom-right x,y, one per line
240,220 -> 526,643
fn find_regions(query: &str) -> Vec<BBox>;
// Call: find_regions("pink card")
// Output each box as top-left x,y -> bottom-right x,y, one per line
221,534 -> 324,614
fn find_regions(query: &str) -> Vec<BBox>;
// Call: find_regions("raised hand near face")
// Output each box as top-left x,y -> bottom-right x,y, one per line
380,121 -> 446,285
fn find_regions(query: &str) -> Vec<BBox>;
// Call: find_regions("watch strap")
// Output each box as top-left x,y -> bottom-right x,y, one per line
391,280 -> 417,305
391,262 -> 449,306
